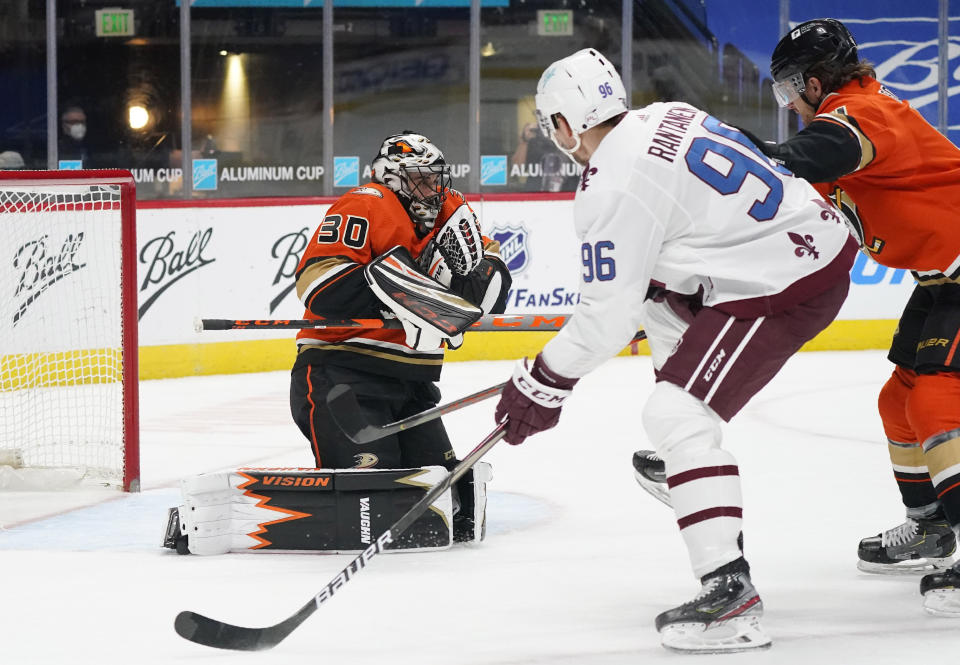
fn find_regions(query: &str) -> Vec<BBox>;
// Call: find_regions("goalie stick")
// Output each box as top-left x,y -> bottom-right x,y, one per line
194,315 -> 401,332
174,423 -> 506,651
327,381 -> 506,444
197,313 -> 648,343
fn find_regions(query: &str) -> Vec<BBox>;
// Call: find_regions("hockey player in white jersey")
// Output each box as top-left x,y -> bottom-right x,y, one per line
494,49 -> 858,653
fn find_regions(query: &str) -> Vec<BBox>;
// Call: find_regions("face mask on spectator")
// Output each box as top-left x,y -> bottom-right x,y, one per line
67,123 -> 86,140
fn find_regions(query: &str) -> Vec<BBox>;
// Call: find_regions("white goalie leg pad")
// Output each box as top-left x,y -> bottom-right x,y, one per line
643,382 -> 744,578
176,471 -> 241,555
461,461 -> 493,543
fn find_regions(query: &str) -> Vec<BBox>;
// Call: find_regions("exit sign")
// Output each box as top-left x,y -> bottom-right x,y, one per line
537,10 -> 573,37
95,8 -> 135,37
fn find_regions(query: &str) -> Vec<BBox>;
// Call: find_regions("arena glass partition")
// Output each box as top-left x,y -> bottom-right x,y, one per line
187,4 -> 328,198
479,1 -> 624,194
330,4 -> 471,195
0,1 -> 957,200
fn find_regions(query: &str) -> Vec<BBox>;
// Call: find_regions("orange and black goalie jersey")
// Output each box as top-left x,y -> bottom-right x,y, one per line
294,182 -> 509,382
759,76 -> 960,279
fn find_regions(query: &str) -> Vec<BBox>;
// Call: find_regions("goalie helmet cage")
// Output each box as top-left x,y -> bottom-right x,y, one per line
0,169 -> 139,492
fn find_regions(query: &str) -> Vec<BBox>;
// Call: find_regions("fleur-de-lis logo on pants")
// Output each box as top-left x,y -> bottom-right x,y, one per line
788,232 -> 820,259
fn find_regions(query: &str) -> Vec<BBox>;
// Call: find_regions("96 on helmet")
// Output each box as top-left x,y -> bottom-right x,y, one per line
770,18 -> 859,107
535,48 -> 628,157
371,132 -> 452,230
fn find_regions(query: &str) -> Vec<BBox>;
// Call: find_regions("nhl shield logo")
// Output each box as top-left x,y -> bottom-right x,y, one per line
491,225 -> 530,274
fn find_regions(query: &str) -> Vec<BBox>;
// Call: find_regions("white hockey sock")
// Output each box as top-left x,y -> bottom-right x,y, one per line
642,382 -> 743,578
667,447 -> 744,578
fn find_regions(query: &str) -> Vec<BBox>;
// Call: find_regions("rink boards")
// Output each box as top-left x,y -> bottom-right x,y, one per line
132,195 -> 911,379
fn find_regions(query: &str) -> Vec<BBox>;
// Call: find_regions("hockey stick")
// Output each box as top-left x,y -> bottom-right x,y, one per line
174,423 -> 506,651
195,316 -> 402,332
197,313 -> 648,342
197,313 -> 574,331
327,381 -> 507,444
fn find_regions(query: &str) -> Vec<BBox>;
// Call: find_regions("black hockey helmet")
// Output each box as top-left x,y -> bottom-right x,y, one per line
770,19 -> 859,106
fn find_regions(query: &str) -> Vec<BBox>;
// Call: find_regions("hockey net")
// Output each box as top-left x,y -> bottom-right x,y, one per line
0,170 -> 139,491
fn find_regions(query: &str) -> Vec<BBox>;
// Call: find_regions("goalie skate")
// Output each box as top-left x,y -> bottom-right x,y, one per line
656,559 -> 771,654
857,513 -> 956,575
921,562 -> 960,617
632,450 -> 671,507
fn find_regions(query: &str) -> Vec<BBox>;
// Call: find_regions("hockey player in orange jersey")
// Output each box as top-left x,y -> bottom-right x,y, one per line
752,19 -> 960,614
289,131 -> 511,543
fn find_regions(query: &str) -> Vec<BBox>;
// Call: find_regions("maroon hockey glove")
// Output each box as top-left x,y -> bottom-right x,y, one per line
494,354 -> 579,445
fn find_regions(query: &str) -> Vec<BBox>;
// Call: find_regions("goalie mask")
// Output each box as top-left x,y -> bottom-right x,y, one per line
372,132 -> 452,232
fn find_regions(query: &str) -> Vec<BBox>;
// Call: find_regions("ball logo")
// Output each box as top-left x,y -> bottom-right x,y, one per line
12,232 -> 87,326
480,155 -> 507,186
334,156 -> 360,187
192,159 -> 218,191
138,228 -> 216,319
269,227 -> 309,313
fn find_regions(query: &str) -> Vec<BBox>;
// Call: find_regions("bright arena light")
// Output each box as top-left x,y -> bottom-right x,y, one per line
128,104 -> 149,130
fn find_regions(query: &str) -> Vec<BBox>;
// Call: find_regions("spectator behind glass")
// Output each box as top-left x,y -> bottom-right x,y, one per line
0,150 -> 25,170
59,106 -> 90,165
510,122 -> 580,192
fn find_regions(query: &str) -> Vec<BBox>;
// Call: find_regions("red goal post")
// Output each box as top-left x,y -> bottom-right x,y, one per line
0,169 -> 139,491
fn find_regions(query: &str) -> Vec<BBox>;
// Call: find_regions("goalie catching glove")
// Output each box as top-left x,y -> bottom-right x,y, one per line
366,245 -> 482,351
495,354 -> 579,445
436,203 -> 484,277
422,202 -> 486,288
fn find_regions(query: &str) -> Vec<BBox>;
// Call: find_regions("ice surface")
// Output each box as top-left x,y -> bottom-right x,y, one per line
1,352 -> 958,663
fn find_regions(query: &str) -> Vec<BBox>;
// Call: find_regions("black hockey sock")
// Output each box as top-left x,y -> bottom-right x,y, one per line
701,556 -> 751,584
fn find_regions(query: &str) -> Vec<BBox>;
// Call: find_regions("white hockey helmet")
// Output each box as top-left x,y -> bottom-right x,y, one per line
535,48 -> 628,157
371,131 -> 451,231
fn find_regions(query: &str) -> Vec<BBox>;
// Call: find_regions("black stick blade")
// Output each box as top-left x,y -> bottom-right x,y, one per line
175,611 -> 281,651
175,598 -> 316,651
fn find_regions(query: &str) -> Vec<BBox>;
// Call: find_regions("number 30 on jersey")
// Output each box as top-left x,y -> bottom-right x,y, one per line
581,240 -> 616,282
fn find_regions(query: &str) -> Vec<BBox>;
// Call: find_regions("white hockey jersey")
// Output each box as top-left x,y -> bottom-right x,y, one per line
542,103 -> 855,378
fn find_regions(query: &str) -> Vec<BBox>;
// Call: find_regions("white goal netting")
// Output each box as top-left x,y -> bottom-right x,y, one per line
0,172 -> 138,491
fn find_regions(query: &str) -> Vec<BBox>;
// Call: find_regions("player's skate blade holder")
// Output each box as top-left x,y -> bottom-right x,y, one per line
659,616 -> 772,654
632,450 -> 672,507
923,589 -> 960,617
921,563 -> 960,617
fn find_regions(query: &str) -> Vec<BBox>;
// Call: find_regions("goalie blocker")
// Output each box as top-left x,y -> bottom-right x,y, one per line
365,245 -> 482,350
163,462 -> 492,555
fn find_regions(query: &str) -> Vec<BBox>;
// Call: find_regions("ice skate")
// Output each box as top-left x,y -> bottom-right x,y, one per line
857,512 -> 956,574
921,560 -> 960,617
655,558 -> 771,653
632,450 -> 671,507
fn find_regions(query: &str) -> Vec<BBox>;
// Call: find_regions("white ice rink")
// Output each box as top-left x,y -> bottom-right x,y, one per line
2,351 -> 959,663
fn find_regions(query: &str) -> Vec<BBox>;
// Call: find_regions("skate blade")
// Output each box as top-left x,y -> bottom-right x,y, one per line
857,557 -> 955,576
923,589 -> 960,617
660,616 -> 772,654
633,470 -> 672,508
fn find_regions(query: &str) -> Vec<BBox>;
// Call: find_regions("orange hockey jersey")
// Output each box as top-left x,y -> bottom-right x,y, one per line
294,183 -> 487,381
810,77 -> 960,278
